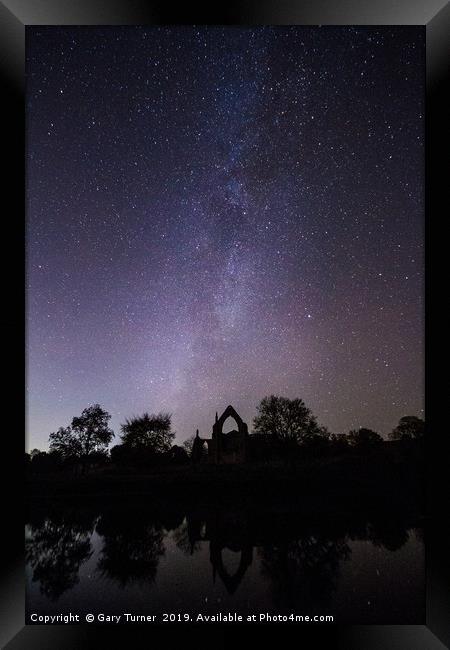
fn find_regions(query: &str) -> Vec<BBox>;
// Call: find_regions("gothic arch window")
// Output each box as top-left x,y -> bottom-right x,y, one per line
222,414 -> 239,434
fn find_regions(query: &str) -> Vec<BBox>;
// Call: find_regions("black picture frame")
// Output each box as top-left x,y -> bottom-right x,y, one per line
1,1 -> 447,648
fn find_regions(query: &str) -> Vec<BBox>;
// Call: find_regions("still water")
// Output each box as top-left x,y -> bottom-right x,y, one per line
26,504 -> 424,624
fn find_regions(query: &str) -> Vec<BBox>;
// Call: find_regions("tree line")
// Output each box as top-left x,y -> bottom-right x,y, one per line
25,396 -> 424,473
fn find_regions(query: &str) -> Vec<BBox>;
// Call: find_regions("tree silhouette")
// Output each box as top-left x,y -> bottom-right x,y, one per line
329,433 -> 349,454
182,434 -> 196,457
253,395 -> 324,446
120,412 -> 174,453
347,427 -> 382,448
49,404 -> 113,460
389,416 -> 425,441
29,449 -> 64,473
165,444 -> 189,464
48,427 -> 82,459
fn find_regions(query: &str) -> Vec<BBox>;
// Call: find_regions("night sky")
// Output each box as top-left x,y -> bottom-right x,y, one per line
26,26 -> 424,450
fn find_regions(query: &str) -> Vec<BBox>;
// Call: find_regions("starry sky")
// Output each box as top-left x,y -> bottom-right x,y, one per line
26,26 -> 424,450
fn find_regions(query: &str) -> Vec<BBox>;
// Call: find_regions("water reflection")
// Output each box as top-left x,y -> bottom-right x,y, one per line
26,511 -> 95,600
173,517 -> 203,555
26,504 -> 424,620
260,536 -> 350,609
96,512 -> 165,587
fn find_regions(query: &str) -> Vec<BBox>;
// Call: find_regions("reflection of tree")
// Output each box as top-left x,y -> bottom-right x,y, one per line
96,513 -> 165,587
160,509 -> 185,533
259,534 -> 350,609
367,520 -> 410,552
173,518 -> 202,555
26,515 -> 94,601
414,527 -> 424,545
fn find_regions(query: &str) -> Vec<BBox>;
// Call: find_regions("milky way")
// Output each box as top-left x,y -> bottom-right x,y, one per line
26,26 -> 424,449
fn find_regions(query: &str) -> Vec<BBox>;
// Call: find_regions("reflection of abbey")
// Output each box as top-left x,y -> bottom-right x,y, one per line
192,405 -> 264,464
186,508 -> 253,594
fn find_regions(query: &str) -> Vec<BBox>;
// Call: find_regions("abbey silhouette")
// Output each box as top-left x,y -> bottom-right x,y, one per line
192,405 -> 248,464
